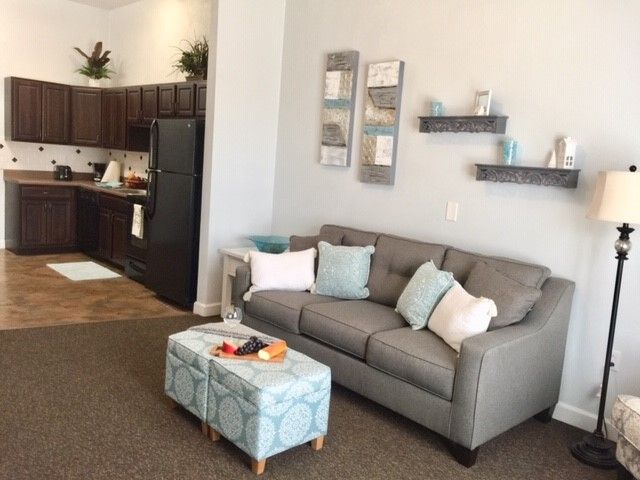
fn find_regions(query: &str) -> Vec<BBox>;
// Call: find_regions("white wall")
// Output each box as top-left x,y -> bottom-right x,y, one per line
0,0 -> 110,246
106,0 -> 212,178
194,0 -> 285,315
107,0 -> 211,86
271,0 -> 640,429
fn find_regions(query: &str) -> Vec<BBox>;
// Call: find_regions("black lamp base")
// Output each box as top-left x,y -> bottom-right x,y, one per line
570,432 -> 618,469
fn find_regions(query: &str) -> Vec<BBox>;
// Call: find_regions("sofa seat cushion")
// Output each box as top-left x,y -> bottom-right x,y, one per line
245,290 -> 337,334
367,327 -> 458,400
300,300 -> 406,358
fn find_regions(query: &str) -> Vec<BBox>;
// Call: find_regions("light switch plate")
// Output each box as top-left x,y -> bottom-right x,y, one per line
446,201 -> 459,222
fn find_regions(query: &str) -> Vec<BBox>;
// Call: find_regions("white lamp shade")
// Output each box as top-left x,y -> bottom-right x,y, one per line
587,170 -> 640,224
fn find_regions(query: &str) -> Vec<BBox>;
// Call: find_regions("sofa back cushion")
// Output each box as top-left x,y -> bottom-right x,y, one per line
441,248 -> 551,289
289,231 -> 343,252
368,234 -> 447,307
320,224 -> 379,247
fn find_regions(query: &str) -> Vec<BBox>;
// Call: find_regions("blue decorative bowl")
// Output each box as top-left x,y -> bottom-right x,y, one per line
247,235 -> 290,254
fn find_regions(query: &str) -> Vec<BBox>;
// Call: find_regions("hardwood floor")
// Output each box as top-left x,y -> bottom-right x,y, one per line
0,250 -> 188,330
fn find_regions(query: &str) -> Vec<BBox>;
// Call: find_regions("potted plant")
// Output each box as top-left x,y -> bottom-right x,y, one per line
173,37 -> 208,81
74,42 -> 114,87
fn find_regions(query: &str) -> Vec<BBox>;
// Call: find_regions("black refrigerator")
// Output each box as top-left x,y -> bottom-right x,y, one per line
145,118 -> 205,307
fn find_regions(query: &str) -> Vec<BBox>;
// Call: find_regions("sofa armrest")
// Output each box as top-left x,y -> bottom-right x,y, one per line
232,264 -> 251,309
449,277 -> 575,449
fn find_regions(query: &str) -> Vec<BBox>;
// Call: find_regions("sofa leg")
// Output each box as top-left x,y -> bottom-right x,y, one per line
447,442 -> 479,468
533,405 -> 556,423
618,465 -> 634,480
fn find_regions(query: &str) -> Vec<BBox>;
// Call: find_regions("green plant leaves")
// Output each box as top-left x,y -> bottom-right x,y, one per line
74,41 -> 114,79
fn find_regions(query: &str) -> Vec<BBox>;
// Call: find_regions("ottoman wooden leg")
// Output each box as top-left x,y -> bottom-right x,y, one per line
251,458 -> 266,475
310,436 -> 325,451
200,422 -> 209,436
208,427 -> 221,442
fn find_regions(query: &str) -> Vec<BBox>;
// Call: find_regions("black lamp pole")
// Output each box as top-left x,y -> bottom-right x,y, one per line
571,165 -> 637,469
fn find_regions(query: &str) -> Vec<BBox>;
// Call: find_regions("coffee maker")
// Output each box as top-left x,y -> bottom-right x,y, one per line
93,162 -> 107,181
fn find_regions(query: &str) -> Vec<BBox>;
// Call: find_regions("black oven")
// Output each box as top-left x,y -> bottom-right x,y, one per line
125,195 -> 148,283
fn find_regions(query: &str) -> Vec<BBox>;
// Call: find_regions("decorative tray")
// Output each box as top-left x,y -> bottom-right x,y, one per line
210,345 -> 286,363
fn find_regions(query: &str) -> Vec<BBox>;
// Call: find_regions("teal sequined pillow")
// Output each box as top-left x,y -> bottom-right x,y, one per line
396,261 -> 455,330
313,241 -> 375,299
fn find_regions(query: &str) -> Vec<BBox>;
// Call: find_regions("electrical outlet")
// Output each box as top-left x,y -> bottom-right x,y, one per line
611,350 -> 621,371
446,201 -> 459,222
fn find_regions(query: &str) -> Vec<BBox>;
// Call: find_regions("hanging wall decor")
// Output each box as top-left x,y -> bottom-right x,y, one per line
320,50 -> 359,167
360,60 -> 405,185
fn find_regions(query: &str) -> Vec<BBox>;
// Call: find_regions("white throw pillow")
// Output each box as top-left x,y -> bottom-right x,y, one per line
245,248 -> 316,295
427,282 -> 497,353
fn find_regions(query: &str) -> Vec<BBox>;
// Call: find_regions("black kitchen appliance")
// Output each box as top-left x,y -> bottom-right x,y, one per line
93,162 -> 107,181
145,118 -> 204,307
54,165 -> 72,181
125,194 -> 148,284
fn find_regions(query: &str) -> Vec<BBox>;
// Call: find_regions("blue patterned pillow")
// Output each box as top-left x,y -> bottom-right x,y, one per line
313,241 -> 375,299
396,261 -> 455,330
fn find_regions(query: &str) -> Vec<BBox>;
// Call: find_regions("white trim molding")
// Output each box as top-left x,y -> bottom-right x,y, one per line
554,402 -> 617,441
0,239 -> 5,249
193,301 -> 221,317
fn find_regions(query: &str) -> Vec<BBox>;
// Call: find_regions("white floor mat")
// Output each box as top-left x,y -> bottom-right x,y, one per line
47,261 -> 121,281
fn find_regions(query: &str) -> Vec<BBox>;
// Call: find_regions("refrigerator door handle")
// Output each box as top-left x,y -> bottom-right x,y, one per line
146,171 -> 157,219
149,119 -> 159,170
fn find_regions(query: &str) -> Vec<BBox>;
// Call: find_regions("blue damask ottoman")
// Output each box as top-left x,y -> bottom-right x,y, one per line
201,327 -> 331,475
165,328 -> 217,434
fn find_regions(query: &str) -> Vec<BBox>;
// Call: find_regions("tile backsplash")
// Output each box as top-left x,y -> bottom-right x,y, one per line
0,140 -> 148,179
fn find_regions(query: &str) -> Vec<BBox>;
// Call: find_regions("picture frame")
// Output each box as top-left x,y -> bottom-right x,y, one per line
474,89 -> 492,116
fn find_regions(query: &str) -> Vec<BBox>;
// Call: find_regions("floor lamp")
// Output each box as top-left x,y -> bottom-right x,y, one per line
571,166 -> 640,468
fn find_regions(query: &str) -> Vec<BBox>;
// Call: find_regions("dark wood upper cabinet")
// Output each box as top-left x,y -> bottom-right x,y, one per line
6,77 -> 205,149
158,84 -> 175,117
102,88 -> 127,150
141,85 -> 158,122
195,82 -> 207,117
71,87 -> 102,147
42,82 -> 70,144
7,77 -> 42,142
175,83 -> 196,117
126,87 -> 141,123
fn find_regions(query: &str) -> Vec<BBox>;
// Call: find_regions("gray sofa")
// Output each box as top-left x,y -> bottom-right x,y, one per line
232,225 -> 575,467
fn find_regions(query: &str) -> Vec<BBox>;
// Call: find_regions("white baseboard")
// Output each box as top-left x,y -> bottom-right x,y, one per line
0,239 -> 5,249
554,401 -> 617,440
193,301 -> 221,317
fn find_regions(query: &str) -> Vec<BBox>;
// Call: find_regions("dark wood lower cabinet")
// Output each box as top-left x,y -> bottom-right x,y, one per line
5,183 -> 132,270
78,189 -> 99,256
6,185 -> 77,253
96,193 -> 132,268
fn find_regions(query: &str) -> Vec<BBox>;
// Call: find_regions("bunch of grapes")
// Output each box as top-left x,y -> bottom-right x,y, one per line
235,336 -> 268,355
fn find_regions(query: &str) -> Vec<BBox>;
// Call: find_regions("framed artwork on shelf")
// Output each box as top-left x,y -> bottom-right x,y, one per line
359,60 -> 405,185
319,50 -> 359,167
474,89 -> 492,116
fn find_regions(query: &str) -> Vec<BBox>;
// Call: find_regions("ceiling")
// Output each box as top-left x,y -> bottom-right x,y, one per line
67,0 -> 140,10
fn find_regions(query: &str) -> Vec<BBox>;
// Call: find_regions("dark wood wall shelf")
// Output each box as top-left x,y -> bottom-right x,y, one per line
419,115 -> 508,134
475,164 -> 580,188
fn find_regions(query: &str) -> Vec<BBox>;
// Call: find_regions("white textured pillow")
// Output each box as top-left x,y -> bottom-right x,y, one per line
427,282 -> 497,353
245,248 -> 316,295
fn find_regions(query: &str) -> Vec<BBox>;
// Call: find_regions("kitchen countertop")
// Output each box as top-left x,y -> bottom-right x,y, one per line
3,170 -> 146,199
